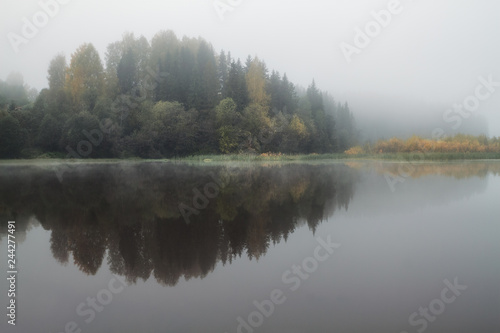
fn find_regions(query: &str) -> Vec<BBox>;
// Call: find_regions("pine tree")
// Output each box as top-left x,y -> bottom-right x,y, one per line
226,60 -> 249,111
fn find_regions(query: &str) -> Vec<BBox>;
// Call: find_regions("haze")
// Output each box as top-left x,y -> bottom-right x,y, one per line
2,0 -> 500,137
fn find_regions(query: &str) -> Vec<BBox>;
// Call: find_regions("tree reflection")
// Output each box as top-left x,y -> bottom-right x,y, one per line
0,162 -> 359,286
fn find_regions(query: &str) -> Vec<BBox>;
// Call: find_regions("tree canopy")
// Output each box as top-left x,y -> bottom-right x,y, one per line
0,30 -> 358,159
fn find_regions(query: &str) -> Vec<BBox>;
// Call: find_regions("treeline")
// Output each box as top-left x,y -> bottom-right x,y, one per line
346,134 -> 500,155
0,31 -> 357,159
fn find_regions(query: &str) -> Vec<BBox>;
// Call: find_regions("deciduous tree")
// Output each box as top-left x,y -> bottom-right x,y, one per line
66,43 -> 104,112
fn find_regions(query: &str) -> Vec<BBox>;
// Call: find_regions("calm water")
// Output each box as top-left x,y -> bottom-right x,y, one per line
0,160 -> 499,333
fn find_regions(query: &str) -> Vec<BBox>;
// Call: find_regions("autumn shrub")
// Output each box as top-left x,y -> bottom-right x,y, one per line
373,135 -> 500,154
345,146 -> 365,155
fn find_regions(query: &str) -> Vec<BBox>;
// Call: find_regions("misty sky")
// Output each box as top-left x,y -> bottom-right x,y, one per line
2,0 -> 499,135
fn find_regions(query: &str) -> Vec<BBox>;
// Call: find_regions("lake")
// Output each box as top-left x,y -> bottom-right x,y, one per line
0,160 -> 499,333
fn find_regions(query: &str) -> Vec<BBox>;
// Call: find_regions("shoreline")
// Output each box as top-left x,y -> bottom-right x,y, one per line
1,152 -> 500,165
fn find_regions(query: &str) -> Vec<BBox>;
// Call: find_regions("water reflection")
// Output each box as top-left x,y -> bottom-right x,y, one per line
371,160 -> 500,179
1,160 -> 499,333
0,162 -> 358,285
1,161 -> 500,286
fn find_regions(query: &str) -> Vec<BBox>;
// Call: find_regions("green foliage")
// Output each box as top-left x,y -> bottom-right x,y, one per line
36,114 -> 62,151
0,31 -> 362,159
105,33 -> 151,100
60,111 -> 110,157
191,40 -> 219,110
0,114 -> 25,158
282,115 -> 309,153
242,103 -> 271,135
268,72 -> 298,115
215,98 -> 244,153
217,50 -> 229,98
226,60 -> 249,111
158,103 -> 199,156
306,80 -> 323,113
117,48 -> 137,93
9,107 -> 40,148
216,98 -> 239,127
217,125 -> 240,154
131,101 -> 200,157
47,54 -> 67,91
238,103 -> 273,153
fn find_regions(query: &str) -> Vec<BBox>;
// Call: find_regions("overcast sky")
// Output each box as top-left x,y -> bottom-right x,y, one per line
2,0 -> 499,135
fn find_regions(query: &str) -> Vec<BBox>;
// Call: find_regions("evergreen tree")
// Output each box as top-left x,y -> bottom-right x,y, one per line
117,48 -> 137,94
192,40 -> 218,110
226,60 -> 249,111
217,50 -> 229,98
281,74 -> 298,114
47,54 -> 67,92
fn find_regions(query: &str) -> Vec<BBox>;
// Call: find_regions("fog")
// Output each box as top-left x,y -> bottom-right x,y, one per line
2,0 -> 500,137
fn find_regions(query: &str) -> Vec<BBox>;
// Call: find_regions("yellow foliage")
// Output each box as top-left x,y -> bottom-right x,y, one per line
65,43 -> 104,110
345,146 -> 365,155
373,135 -> 500,154
259,152 -> 284,158
246,57 -> 270,107
289,115 -> 308,139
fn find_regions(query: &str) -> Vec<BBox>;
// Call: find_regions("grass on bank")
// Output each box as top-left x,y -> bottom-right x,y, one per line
178,151 -> 500,163
2,152 -> 500,164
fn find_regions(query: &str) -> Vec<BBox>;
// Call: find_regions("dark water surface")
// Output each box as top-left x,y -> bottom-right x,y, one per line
0,160 -> 499,333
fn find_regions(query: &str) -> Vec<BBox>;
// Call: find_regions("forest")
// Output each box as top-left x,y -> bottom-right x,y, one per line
0,31 -> 357,159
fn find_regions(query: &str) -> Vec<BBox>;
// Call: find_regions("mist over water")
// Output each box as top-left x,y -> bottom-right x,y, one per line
1,161 -> 499,332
